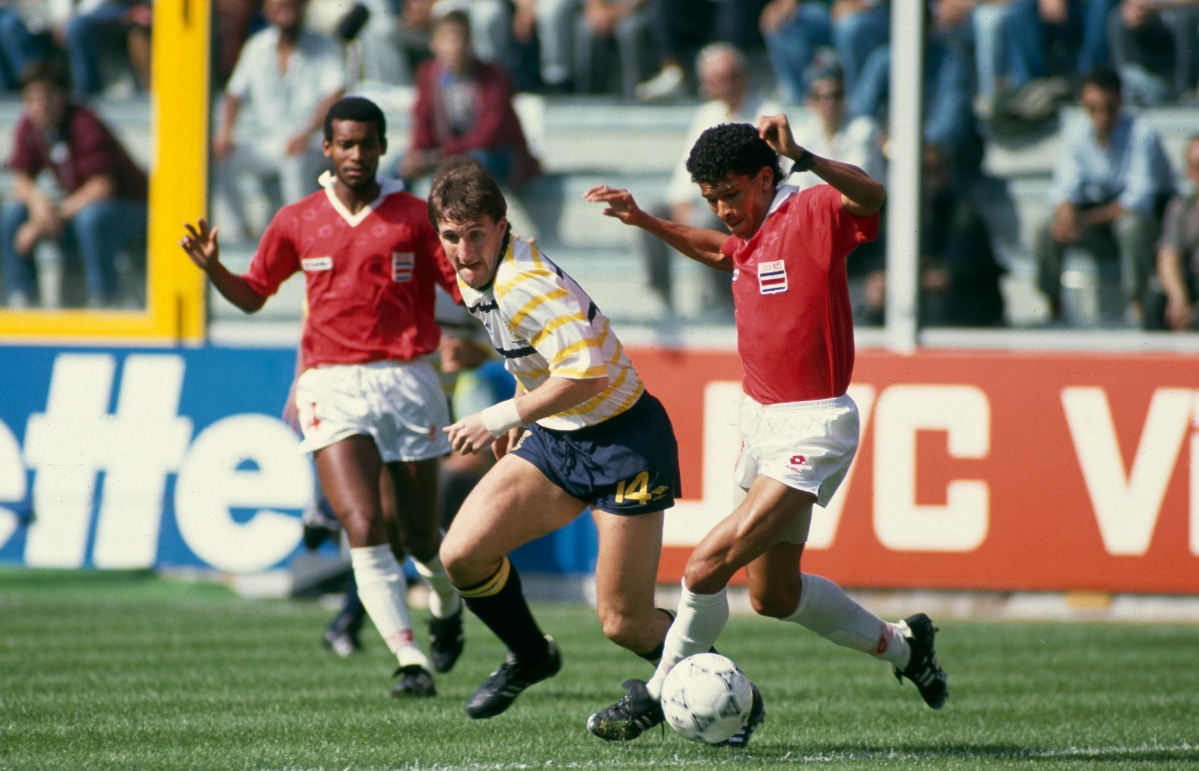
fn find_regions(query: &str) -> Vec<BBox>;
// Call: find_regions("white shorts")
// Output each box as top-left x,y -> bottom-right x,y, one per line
733,393 -> 860,542
295,359 -> 452,462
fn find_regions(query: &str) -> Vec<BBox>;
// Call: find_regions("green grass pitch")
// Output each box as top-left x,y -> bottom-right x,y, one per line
2,568 -> 1198,770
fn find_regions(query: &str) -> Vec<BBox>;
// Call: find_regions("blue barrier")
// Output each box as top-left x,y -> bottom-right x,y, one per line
0,344 -> 597,576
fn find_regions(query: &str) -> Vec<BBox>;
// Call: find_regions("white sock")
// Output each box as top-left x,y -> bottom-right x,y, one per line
646,581 -> 729,699
412,553 -> 461,620
784,573 -> 910,668
350,545 -> 429,670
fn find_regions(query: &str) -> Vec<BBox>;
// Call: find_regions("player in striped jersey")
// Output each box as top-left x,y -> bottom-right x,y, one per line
426,161 -> 682,720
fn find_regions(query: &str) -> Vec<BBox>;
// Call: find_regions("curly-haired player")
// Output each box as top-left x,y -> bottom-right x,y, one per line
583,116 -> 949,746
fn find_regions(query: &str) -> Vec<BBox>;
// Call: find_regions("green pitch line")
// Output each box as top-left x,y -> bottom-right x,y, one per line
2,569 -> 1198,770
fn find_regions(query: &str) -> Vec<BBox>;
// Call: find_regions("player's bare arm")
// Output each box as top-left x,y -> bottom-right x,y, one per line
445,374 -> 609,455
757,114 -> 885,217
180,217 -> 266,313
584,184 -> 731,271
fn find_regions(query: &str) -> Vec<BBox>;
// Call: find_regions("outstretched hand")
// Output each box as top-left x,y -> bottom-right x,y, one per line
583,184 -> 644,226
444,414 -> 495,455
180,218 -> 221,272
757,113 -> 801,159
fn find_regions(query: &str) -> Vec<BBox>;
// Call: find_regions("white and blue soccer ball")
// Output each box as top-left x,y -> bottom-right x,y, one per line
659,652 -> 754,744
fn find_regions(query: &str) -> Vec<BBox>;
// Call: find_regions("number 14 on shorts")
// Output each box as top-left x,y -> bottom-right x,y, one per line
614,471 -> 670,505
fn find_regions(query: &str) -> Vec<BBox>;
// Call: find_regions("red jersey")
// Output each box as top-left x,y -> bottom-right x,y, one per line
723,184 -> 878,404
244,177 -> 461,368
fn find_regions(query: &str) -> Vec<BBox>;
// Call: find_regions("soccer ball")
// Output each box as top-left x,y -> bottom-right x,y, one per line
659,653 -> 754,744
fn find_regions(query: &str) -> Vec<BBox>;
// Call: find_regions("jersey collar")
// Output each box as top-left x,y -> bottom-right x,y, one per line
767,183 -> 801,216
319,171 -> 406,227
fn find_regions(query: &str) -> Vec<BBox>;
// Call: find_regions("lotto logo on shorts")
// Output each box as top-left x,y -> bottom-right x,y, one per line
787,454 -> 809,472
392,251 -> 415,283
757,260 -> 788,295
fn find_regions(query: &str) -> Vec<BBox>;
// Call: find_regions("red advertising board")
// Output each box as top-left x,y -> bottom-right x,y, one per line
630,346 -> 1199,594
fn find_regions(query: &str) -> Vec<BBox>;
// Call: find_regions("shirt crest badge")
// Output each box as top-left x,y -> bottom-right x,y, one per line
757,259 -> 788,295
392,251 -> 415,282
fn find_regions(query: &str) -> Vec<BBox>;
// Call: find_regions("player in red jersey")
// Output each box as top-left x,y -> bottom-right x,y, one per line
583,116 -> 949,745
181,96 -> 465,698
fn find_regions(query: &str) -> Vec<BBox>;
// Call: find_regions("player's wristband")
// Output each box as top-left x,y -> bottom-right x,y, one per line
793,149 -> 816,172
480,399 -> 523,438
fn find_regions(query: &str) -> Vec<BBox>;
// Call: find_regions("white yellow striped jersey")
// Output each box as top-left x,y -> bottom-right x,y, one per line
458,236 -> 645,431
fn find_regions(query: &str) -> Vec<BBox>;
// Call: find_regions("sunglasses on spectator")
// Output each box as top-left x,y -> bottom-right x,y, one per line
810,90 -> 844,102
1082,102 -> 1118,115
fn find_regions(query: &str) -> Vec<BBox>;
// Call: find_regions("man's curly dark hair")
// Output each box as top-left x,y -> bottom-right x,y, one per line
685,123 -> 783,187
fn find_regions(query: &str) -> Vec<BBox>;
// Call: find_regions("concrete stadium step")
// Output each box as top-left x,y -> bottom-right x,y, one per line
509,169 -> 670,247
983,105 -> 1198,179
530,95 -> 697,173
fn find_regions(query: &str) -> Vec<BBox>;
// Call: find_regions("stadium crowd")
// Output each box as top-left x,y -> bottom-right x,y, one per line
3,0 -> 1199,328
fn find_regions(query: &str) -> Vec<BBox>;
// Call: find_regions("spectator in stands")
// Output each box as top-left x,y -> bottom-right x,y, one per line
1106,0 -> 1199,105
858,144 -> 1007,327
789,57 -> 885,190
1034,66 -> 1173,325
58,0 -> 153,97
509,0 -> 598,95
970,0 -> 1015,119
395,0 -> 437,70
401,10 -> 540,190
850,1 -> 983,181
1148,135 -> 1199,331
758,0 -> 890,105
1,60 -> 148,309
634,0 -> 770,101
307,0 -> 410,85
214,0 -> 263,88
1003,0 -> 1114,94
639,43 -> 780,314
759,0 -> 832,105
433,0 -> 515,70
918,143 -> 1007,325
212,0 -> 348,241
573,0 -> 654,99
976,1 -> 1120,132
0,2 -> 54,92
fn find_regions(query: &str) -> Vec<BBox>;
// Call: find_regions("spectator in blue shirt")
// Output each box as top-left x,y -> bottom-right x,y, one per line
1004,0 -> 1114,93
848,1 -> 982,181
1034,66 -> 1174,325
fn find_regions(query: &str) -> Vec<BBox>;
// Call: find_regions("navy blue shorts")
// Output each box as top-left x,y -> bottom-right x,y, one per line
512,392 -> 681,515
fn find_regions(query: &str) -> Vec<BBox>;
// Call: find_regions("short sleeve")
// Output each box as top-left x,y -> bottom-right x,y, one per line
1160,194 -> 1188,253
6,119 -> 43,177
69,109 -> 121,183
242,212 -> 300,298
226,47 -> 252,99
804,184 -> 878,263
